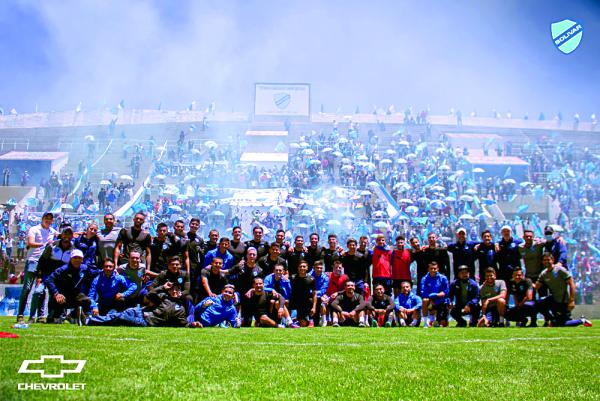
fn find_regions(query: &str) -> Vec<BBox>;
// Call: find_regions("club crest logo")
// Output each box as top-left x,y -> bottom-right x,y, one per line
273,93 -> 291,110
551,19 -> 583,54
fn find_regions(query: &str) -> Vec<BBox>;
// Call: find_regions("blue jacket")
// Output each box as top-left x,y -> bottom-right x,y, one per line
74,236 -> 98,269
46,263 -> 99,297
263,274 -> 291,300
204,248 -> 234,271
193,295 -> 237,327
420,273 -> 449,305
309,270 -> 330,297
544,239 -> 568,266
395,292 -> 422,311
88,271 -> 137,309
496,238 -> 522,270
449,278 -> 480,306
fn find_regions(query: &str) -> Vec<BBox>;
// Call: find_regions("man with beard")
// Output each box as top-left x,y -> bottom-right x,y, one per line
363,283 -> 395,327
148,223 -> 179,278
330,281 -> 365,327
203,229 -> 219,255
474,230 -> 499,284
420,261 -> 450,328
341,238 -> 369,295
478,267 -> 507,327
241,277 -> 286,328
423,232 -> 450,280
289,260 -> 316,327
534,253 -> 591,327
229,226 -> 247,265
305,233 -> 324,269
505,267 -> 537,327
118,251 -> 150,307
496,225 -> 522,284
391,235 -> 412,298
89,259 -> 136,315
232,247 -> 264,296
172,220 -> 190,275
151,256 -> 193,322
186,218 -> 205,300
97,213 -> 120,266
323,234 -> 343,272
409,237 -> 428,296
244,226 -> 269,259
449,265 -> 481,327
395,281 -> 422,327
447,227 -> 477,280
258,242 -> 287,276
114,212 -> 151,268
286,235 -> 307,276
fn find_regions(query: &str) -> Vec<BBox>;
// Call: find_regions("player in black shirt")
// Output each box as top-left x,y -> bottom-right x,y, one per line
198,257 -> 228,300
341,238 -> 369,295
505,267 -> 537,327
241,277 -> 284,327
290,260 -> 317,327
363,283 -> 396,327
114,212 -> 151,267
322,234 -> 343,272
232,247 -> 264,296
149,223 -> 179,277
305,233 -> 324,269
330,281 -> 365,327
286,235 -> 307,276
244,226 -> 269,259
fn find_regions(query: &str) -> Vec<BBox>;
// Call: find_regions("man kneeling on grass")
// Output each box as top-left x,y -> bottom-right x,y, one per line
87,286 -> 200,328
330,281 -> 365,327
420,261 -> 449,328
193,284 -> 238,328
395,281 -> 422,327
241,277 -> 294,328
478,268 -> 507,327
363,283 -> 395,327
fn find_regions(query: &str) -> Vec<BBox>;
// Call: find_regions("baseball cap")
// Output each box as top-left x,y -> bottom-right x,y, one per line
71,249 -> 84,258
456,228 -> 467,234
544,226 -> 554,234
500,225 -> 512,232
457,265 -> 469,272
42,211 -> 54,219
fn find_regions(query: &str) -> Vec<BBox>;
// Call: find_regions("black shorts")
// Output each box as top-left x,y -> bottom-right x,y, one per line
427,302 -> 449,322
290,299 -> 312,321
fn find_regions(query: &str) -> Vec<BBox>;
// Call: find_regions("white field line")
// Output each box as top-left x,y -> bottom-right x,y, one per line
22,334 -> 600,347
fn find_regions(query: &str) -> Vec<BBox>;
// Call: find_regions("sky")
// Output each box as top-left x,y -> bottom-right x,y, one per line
0,0 -> 599,118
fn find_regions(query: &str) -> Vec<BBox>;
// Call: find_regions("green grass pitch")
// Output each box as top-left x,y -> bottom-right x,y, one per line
1,317 -> 598,401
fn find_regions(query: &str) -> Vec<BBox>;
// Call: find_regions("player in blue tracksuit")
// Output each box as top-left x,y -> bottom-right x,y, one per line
394,281 -> 422,326
193,285 -> 238,327
89,259 -> 137,315
448,265 -> 481,327
420,261 -> 450,327
263,264 -> 292,301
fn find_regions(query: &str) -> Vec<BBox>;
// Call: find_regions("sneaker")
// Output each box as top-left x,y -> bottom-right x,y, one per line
27,318 -> 36,324
277,324 -> 286,328
384,321 -> 392,328
36,317 -> 47,324
332,321 -> 340,327
288,322 -> 301,328
582,318 -> 593,327
320,319 -> 328,328
308,320 -> 314,328
16,315 -> 25,324
358,322 -> 366,327
399,318 -> 407,327
370,319 -> 378,328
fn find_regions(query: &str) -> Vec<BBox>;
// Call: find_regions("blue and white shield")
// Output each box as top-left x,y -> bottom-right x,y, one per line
551,19 -> 583,54
273,93 -> 291,110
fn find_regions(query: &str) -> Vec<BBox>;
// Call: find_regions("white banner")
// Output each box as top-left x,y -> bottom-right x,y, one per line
254,83 -> 310,117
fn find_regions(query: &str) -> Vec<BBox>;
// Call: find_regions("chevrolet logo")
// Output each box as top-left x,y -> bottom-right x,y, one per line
18,355 -> 86,378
